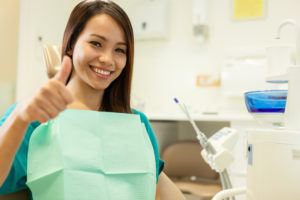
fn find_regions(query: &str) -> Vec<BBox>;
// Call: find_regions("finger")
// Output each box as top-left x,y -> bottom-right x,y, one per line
30,105 -> 51,123
52,81 -> 74,104
59,87 -> 74,105
36,110 -> 51,123
54,56 -> 72,84
39,82 -> 66,110
40,87 -> 66,111
35,95 -> 60,119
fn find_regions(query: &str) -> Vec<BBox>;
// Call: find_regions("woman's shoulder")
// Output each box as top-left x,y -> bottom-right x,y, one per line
131,108 -> 165,179
131,108 -> 149,124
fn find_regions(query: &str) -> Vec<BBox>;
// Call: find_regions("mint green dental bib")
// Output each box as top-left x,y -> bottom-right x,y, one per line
26,109 -> 156,200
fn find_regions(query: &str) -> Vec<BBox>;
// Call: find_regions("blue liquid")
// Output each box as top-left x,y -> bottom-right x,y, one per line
244,90 -> 287,113
247,108 -> 285,113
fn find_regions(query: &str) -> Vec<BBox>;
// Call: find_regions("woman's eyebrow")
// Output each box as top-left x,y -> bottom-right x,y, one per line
90,34 -> 127,46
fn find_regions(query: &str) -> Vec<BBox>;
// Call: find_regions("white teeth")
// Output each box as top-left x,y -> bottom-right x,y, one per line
92,67 -> 111,75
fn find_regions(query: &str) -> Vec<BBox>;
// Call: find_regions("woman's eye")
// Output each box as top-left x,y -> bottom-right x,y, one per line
90,41 -> 102,47
115,48 -> 126,54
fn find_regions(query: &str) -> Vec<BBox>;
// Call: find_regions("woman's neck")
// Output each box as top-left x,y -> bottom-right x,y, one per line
66,77 -> 104,111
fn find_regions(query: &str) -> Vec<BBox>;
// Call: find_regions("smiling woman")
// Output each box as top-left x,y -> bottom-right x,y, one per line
0,1 -> 185,200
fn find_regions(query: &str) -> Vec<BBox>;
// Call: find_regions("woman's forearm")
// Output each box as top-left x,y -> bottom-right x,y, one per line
158,172 -> 185,200
0,106 -> 30,187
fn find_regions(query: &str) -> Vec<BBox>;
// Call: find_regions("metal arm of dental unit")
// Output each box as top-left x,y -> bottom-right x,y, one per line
174,98 -> 238,200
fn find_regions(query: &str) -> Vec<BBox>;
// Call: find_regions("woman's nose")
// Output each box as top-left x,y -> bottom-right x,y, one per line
98,50 -> 113,65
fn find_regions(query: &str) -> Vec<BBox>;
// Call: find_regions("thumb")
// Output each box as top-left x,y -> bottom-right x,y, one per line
54,56 -> 72,84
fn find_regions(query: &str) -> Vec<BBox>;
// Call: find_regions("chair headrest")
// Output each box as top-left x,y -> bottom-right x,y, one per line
43,44 -> 62,78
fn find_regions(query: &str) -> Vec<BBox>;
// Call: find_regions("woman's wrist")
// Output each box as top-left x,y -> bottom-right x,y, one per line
13,103 -> 32,127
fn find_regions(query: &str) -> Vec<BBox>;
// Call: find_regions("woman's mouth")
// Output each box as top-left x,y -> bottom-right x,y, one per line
90,66 -> 112,79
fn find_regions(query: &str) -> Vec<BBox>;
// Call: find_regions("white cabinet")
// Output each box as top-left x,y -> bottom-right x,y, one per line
127,0 -> 169,41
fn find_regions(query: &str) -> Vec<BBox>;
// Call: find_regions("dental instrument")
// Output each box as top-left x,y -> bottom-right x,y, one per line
173,98 -> 214,153
174,98 -> 238,200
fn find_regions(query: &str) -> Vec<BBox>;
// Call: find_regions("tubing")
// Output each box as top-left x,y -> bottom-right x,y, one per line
212,187 -> 247,200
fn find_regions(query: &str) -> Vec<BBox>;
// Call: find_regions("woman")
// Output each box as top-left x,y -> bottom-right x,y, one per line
0,0 -> 184,199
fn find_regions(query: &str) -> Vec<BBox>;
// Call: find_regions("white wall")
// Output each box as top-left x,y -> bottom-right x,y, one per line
16,0 -> 300,117
0,1 -> 19,115
16,0 -> 82,100
126,0 -> 299,115
0,1 -> 19,84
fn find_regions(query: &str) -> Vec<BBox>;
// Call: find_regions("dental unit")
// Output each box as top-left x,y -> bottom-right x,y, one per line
212,19 -> 300,200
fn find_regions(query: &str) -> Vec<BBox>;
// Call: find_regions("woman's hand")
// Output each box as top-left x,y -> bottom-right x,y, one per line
18,56 -> 74,124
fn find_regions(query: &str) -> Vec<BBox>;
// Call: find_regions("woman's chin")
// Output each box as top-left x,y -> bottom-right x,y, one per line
90,84 -> 109,91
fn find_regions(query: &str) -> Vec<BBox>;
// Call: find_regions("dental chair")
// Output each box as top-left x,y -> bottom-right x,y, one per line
161,141 -> 222,200
43,44 -> 62,78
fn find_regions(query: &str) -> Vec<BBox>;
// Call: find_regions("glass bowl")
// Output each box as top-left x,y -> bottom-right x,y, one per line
244,90 -> 287,127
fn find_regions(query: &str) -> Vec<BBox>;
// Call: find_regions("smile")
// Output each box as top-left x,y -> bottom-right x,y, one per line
90,66 -> 112,77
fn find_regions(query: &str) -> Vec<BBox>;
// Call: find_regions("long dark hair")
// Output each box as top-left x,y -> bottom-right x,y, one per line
62,0 -> 134,113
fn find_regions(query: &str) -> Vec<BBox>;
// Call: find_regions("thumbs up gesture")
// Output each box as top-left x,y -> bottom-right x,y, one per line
54,56 -> 73,84
18,56 -> 74,124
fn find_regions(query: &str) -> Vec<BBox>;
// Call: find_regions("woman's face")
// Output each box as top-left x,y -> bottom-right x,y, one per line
70,14 -> 127,91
